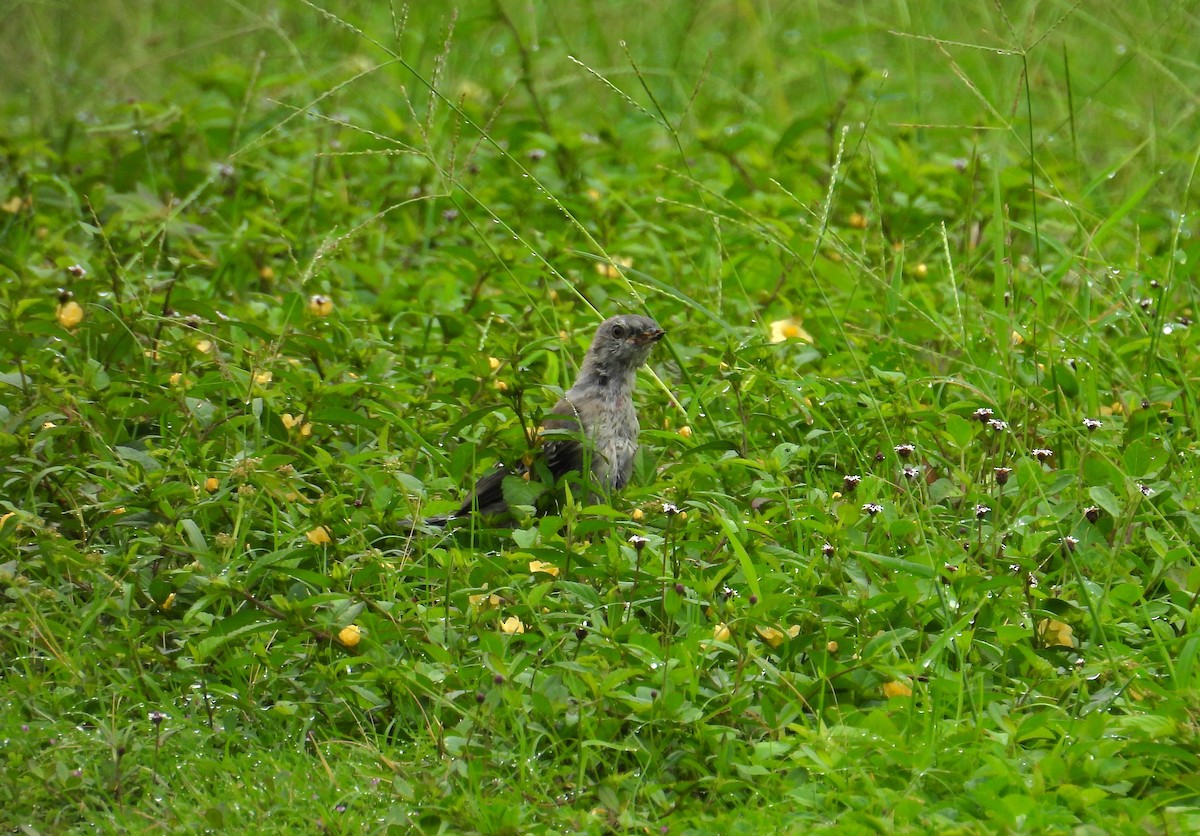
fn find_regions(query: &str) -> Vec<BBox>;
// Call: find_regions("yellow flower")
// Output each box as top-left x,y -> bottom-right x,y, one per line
768,317 -> 813,344
169,372 -> 185,386
281,413 -> 303,429
756,626 -> 787,648
306,526 -> 332,545
529,560 -> 560,577
631,508 -> 644,522
254,371 -> 273,385
500,616 -> 526,635
913,263 -> 928,278
848,212 -> 868,229
259,265 -> 275,280
883,680 -> 913,698
195,340 -> 213,354
678,426 -> 693,439
41,422 -> 56,430
713,622 -> 731,642
56,300 -> 84,328
0,512 -> 15,529
308,294 -> 334,317
160,592 -> 176,610
337,624 -> 361,647
470,589 -> 501,609
488,357 -> 501,371
826,640 -> 839,653
2,196 -> 25,213
1038,618 -> 1074,648
594,256 -> 633,278
204,477 -> 219,492
1011,330 -> 1025,346
495,380 -> 509,392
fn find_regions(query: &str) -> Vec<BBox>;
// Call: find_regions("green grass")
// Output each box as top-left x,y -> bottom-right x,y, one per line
3,0 -> 1200,831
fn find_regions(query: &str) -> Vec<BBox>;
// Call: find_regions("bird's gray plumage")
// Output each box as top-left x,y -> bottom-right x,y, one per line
419,314 -> 665,526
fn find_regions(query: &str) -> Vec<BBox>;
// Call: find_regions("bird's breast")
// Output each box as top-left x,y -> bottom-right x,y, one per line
585,397 -> 640,491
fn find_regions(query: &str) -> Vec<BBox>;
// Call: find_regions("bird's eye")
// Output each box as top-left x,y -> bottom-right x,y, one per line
611,324 -> 625,339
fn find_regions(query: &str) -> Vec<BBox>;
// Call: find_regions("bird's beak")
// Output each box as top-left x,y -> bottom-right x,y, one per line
635,328 -> 666,345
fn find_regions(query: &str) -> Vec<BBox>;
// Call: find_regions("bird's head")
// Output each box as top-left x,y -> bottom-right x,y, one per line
585,314 -> 666,375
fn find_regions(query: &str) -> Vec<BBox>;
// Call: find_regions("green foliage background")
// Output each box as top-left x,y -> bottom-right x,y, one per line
2,0 -> 1199,831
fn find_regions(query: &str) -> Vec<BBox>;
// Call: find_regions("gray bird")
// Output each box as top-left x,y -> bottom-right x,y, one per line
417,314 -> 665,526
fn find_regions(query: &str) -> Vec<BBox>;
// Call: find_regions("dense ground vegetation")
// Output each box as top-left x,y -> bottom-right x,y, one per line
2,1 -> 1199,831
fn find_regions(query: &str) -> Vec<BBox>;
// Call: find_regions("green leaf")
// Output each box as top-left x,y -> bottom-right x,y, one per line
310,406 -> 381,432
500,473 -> 545,509
1122,438 -> 1166,479
856,551 -> 936,578
715,512 -> 761,601
511,527 -> 538,549
115,445 -> 163,473
1088,485 -> 1121,517
179,519 -> 209,554
870,366 -> 906,384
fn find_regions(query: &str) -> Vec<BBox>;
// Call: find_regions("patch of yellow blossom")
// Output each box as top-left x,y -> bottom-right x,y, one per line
308,294 -> 334,317
57,300 -> 84,329
595,256 -> 633,278
470,588 -> 501,609
337,624 -> 361,647
281,413 -> 313,437
755,625 -> 802,648
1038,618 -> 1074,648
768,318 -> 813,344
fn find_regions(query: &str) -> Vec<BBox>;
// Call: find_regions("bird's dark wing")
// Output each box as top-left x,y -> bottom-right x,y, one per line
449,400 -> 585,522
454,462 -> 514,518
540,398 -> 585,481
